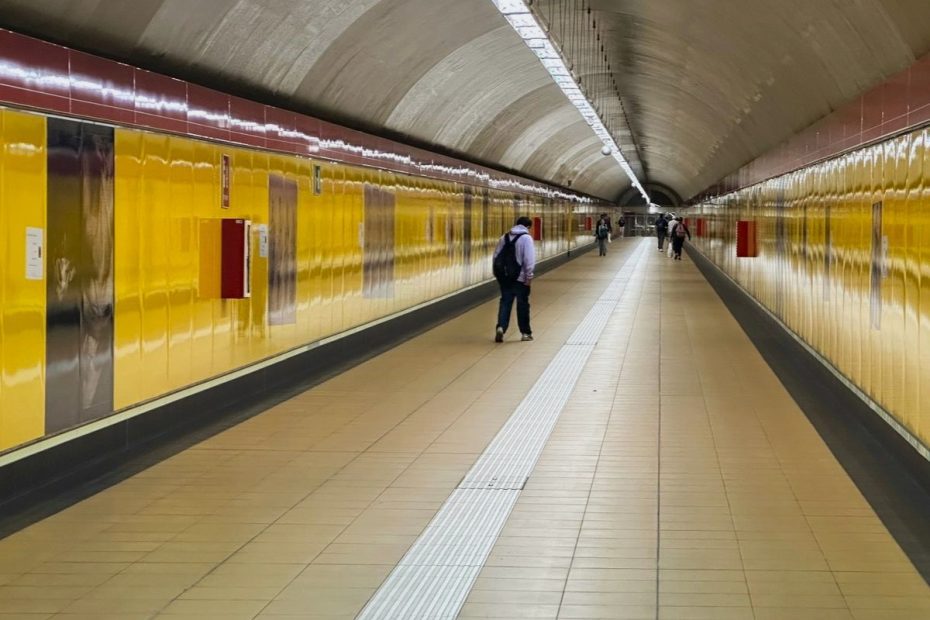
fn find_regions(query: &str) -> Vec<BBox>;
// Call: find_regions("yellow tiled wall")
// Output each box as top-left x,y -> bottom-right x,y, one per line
0,109 -> 46,451
691,127 -> 930,450
0,108 -> 601,453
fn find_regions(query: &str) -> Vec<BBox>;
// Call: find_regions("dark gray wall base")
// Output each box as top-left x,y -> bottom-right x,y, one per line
0,244 -> 593,539
686,245 -> 930,583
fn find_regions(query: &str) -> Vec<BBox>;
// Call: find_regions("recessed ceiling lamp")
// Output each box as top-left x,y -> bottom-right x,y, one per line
491,0 -> 649,202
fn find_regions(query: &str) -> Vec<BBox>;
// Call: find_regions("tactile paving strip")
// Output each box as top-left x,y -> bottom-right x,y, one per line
356,243 -> 649,620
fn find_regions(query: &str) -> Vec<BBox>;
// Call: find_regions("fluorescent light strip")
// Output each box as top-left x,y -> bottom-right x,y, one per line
492,0 -> 649,202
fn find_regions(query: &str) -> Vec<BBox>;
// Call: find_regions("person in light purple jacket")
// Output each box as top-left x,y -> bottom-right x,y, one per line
493,216 -> 536,342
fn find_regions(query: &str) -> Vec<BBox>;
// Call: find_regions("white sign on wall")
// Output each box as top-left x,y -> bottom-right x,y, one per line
25,227 -> 43,280
256,224 -> 269,258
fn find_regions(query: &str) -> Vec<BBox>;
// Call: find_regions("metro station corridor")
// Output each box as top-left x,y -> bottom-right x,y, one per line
0,239 -> 926,619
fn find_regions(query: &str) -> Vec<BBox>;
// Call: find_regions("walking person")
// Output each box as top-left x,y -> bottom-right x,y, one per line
655,214 -> 669,251
493,216 -> 536,342
671,216 -> 691,260
667,214 -> 678,258
595,214 -> 611,256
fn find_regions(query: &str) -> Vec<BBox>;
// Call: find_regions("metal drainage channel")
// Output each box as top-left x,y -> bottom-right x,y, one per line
357,242 -> 650,619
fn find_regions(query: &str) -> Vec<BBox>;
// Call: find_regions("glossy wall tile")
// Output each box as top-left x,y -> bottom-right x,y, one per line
692,126 -> 930,452
0,108 -> 603,454
0,109 -> 46,451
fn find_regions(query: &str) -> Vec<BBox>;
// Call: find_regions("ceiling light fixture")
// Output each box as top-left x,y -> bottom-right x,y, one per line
491,0 -> 649,202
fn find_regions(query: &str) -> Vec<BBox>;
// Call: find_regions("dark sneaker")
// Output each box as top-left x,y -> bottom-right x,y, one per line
495,327 -> 504,343
521,333 -> 534,342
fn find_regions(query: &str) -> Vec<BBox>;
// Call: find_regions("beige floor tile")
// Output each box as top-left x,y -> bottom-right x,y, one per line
565,579 -> 657,594
849,611 -> 930,620
747,576 -> 842,596
9,572 -> 110,588
660,579 -> 746,594
0,242 -> 926,619
845,595 -> 930,610
557,604 -> 655,619
80,583 -> 188,600
178,585 -> 283,600
12,562 -> 125,593
225,541 -> 327,564
0,598 -> 70,614
657,606 -> 754,619
467,589 -> 564,605
473,577 -> 568,592
0,585 -> 93,601
54,615 -> 151,620
311,542 -> 410,565
658,592 -> 751,607
155,615 -> 259,620
172,522 -> 267,543
159,598 -> 269,615
752,591 -> 849,608
459,601 -> 560,618
62,598 -> 166,614
835,574 -> 929,597
261,586 -> 372,615
658,549 -> 744,570
753,609 -> 854,620
562,589 -> 655,605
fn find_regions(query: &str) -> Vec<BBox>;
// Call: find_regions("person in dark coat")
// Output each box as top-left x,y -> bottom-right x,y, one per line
655,214 -> 669,251
671,216 -> 691,260
595,214 -> 611,256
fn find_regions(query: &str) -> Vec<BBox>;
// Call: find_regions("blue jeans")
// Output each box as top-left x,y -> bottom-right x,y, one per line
497,281 -> 531,335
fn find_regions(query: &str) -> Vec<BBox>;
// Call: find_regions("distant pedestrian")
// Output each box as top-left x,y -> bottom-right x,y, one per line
595,214 -> 611,256
671,216 -> 691,260
655,214 -> 669,251
667,214 -> 678,258
493,216 -> 536,342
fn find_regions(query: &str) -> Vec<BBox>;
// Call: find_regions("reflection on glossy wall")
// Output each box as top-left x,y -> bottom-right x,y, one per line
46,118 -> 115,433
691,127 -> 930,452
0,106 -> 602,454
0,109 -> 45,451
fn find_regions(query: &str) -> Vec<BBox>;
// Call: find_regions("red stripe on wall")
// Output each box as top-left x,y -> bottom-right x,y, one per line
695,53 -> 930,201
0,28 -> 584,202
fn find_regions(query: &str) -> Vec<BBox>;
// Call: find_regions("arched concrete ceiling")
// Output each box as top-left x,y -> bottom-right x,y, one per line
0,0 -> 628,199
2,0 -> 930,201
581,0 -> 930,199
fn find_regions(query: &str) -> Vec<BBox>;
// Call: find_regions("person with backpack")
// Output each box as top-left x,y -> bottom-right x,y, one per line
671,216 -> 691,260
595,215 -> 611,256
493,216 -> 536,342
655,214 -> 669,251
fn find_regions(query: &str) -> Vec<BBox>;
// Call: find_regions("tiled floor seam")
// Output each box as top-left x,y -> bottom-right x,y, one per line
655,249 -> 664,620
553,248 -> 652,620
686,251 -> 859,616
144,292 -> 584,619
357,242 -> 650,619
685,268 -> 754,620
724,325 -> 851,614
